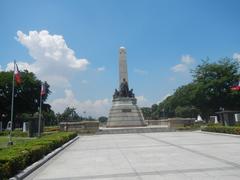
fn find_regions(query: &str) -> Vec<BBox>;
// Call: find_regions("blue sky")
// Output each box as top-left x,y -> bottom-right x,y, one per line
1,0 -> 240,117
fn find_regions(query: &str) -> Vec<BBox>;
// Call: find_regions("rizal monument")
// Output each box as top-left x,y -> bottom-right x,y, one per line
107,47 -> 146,127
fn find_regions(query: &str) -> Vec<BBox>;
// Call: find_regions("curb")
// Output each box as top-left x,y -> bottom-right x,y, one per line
199,130 -> 240,138
10,135 -> 79,180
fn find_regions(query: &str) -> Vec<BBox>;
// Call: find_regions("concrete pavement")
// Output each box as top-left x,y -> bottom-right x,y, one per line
25,131 -> 240,180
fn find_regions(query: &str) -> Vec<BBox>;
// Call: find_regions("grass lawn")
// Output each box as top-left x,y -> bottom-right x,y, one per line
0,136 -> 35,149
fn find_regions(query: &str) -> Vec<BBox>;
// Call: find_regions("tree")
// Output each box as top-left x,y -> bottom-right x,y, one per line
141,107 -> 152,120
58,107 -> 81,121
191,58 -> 240,119
0,70 -> 50,127
149,57 -> 240,121
42,104 -> 57,126
98,116 -> 108,123
158,95 -> 175,118
151,104 -> 159,119
175,106 -> 199,118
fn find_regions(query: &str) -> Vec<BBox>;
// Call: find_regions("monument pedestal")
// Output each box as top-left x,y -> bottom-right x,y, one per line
107,97 -> 146,127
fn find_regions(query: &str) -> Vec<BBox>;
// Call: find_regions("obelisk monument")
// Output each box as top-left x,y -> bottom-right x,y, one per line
119,47 -> 128,86
107,47 -> 146,127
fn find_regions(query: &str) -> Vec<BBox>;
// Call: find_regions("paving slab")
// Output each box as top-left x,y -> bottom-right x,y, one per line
25,132 -> 240,180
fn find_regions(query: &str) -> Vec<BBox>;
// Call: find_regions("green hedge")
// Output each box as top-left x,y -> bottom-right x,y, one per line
0,130 -> 28,137
176,124 -> 201,131
202,125 -> 240,135
0,132 -> 77,179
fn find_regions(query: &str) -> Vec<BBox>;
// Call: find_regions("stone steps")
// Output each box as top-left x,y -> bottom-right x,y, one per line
97,126 -> 175,134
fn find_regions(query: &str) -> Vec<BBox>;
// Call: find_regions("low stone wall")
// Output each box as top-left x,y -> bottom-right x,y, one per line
60,121 -> 99,134
168,118 -> 194,128
147,120 -> 169,127
148,118 -> 195,128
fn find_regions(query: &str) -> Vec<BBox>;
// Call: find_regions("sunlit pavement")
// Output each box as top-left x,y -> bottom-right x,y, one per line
25,131 -> 240,180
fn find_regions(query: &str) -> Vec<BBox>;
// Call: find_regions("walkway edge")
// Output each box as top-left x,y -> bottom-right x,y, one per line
199,130 -> 240,137
10,135 -> 80,180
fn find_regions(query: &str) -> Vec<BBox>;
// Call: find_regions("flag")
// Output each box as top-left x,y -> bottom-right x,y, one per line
231,86 -> 240,91
40,83 -> 46,96
231,81 -> 240,91
14,63 -> 21,84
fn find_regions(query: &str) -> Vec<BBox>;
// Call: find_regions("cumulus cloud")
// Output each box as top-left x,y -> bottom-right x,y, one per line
171,55 -> 195,73
0,65 -> 2,71
136,95 -> 149,107
134,68 -> 148,75
13,30 -> 89,88
233,53 -> 240,62
50,89 -> 111,118
6,61 -> 38,72
171,64 -> 188,72
96,66 -> 105,72
181,55 -> 195,64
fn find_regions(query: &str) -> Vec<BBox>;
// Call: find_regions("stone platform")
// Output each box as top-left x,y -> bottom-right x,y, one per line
107,97 -> 146,127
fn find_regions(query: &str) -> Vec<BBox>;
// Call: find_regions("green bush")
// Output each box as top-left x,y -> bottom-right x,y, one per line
0,130 -> 28,137
202,125 -> 240,135
0,132 -> 77,179
176,124 -> 201,131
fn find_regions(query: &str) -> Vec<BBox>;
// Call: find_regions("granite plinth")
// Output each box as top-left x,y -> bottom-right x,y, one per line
107,97 -> 146,127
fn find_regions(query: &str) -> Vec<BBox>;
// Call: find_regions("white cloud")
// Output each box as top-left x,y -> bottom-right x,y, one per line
96,66 -> 105,72
6,61 -> 38,72
50,89 -> 111,118
14,30 -> 89,88
171,54 -> 195,73
181,55 -> 195,65
0,65 -> 2,71
233,53 -> 240,62
136,95 -> 149,107
171,64 -> 188,72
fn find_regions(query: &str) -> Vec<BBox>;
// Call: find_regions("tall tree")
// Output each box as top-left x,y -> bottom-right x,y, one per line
0,70 -> 50,127
59,107 -> 81,121
151,57 -> 240,120
192,58 -> 240,118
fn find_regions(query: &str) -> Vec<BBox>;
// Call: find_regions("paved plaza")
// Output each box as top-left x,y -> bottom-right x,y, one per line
25,131 -> 240,180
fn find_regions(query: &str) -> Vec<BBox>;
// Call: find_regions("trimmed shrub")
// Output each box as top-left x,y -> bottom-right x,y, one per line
176,124 -> 201,131
202,125 -> 240,135
0,132 -> 77,179
0,130 -> 28,137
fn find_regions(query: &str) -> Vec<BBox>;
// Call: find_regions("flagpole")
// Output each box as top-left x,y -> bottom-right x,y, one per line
38,83 -> 42,137
8,60 -> 16,145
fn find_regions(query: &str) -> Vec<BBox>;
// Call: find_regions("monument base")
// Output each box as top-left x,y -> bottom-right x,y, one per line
107,97 -> 146,127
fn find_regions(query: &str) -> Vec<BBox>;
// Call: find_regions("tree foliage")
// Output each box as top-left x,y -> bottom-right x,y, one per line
98,116 -> 108,123
143,58 -> 240,120
0,70 -> 50,127
58,107 -> 81,121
